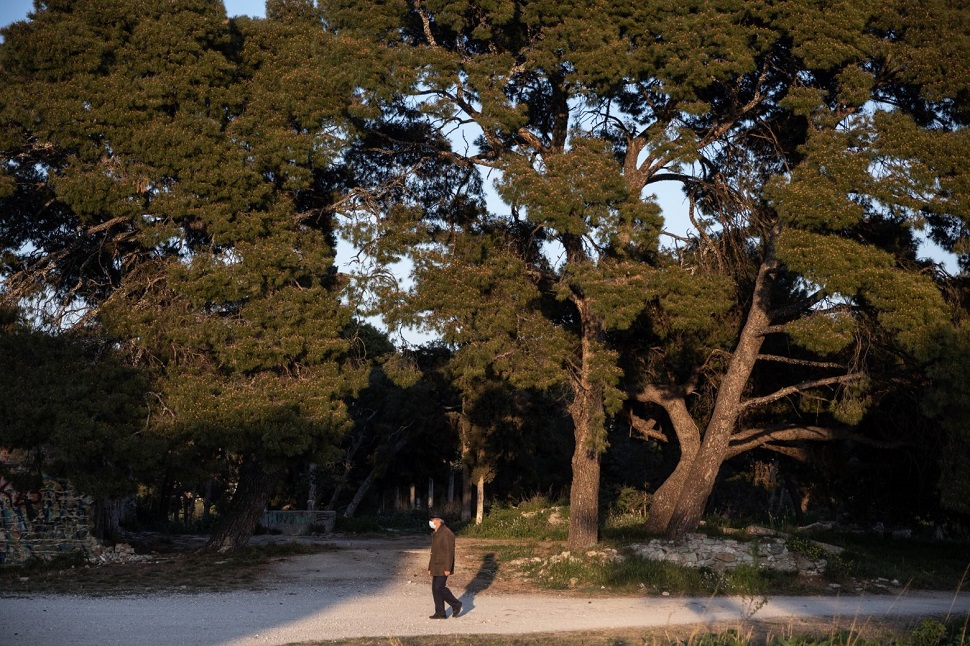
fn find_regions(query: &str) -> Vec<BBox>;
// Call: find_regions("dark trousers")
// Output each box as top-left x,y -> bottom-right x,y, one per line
431,575 -> 460,615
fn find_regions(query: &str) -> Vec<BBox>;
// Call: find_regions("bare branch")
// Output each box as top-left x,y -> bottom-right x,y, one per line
767,290 -> 825,321
411,0 -> 438,48
741,373 -> 865,411
727,423 -> 906,459
633,381 -> 694,405
756,354 -> 847,370
627,411 -> 668,443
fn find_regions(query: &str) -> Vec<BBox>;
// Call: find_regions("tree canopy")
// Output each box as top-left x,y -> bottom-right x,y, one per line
0,0 -> 369,548
323,0 -> 969,543
1,0 -> 968,548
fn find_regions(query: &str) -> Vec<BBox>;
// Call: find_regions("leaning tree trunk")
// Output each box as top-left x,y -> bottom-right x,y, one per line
206,455 -> 280,553
641,390 -> 702,535
664,252 -> 777,539
325,430 -> 368,511
343,434 -> 409,518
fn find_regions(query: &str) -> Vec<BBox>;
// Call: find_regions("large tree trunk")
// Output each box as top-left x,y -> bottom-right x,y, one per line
641,390 -> 702,535
663,251 -> 778,539
461,463 -> 473,522
92,497 -> 134,541
206,456 -> 280,553
565,298 -> 608,550
458,413 -> 474,522
567,432 -> 601,549
566,380 -> 606,550
664,433 -> 731,538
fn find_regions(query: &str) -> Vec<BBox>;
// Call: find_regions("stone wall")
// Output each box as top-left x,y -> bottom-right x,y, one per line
630,532 -> 829,575
0,472 -> 98,566
261,510 -> 336,535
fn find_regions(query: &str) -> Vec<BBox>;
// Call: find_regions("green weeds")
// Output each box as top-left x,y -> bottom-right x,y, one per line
459,496 -> 569,541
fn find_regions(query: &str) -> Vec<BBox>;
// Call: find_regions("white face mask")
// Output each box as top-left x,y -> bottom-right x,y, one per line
429,520 -> 436,529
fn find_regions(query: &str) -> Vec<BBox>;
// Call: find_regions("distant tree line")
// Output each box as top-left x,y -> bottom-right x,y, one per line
1,0 -> 967,550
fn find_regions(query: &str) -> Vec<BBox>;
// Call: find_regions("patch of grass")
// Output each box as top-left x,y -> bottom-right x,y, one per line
294,616 -> 970,645
800,532 -> 970,590
514,548 -> 802,597
459,496 -> 569,541
0,541 -> 335,597
601,512 -> 653,542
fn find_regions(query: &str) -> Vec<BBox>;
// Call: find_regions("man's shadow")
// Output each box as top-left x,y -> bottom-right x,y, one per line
459,552 -> 498,616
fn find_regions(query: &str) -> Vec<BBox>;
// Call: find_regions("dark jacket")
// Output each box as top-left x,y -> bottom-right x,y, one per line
428,523 -> 456,575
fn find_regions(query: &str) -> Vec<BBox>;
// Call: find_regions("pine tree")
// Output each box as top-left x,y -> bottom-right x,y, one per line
0,0 -> 366,549
323,0 -> 968,542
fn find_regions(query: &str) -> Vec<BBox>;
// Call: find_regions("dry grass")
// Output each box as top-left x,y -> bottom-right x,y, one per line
0,539 -> 335,596
290,616 -> 966,645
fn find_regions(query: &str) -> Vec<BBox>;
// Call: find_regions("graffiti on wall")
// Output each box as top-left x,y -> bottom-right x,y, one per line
0,473 -> 96,566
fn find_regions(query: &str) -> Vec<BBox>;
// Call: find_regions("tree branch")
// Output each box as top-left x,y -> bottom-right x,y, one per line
756,354 -> 847,370
411,0 -> 438,48
741,373 -> 865,411
627,410 -> 668,443
767,290 -> 825,321
727,423 -> 907,459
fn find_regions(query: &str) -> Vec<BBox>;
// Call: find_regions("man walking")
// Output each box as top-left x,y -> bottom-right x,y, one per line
428,515 -> 462,619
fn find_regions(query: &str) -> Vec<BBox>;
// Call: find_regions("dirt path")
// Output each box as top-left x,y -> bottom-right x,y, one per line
2,536 -> 968,646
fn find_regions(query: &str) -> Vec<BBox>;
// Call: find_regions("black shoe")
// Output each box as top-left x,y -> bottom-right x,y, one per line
451,602 -> 462,618
429,613 -> 447,619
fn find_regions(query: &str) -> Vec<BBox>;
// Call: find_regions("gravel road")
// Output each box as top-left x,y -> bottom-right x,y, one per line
3,536 -> 968,646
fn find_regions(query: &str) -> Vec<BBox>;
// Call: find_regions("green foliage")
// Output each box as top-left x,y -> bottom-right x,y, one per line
0,2 -> 372,547
460,497 -> 569,541
325,0 -> 970,541
909,619 -> 948,646
784,314 -> 855,356
785,536 -> 829,561
2,0 -> 968,546
923,324 -> 970,515
0,318 -> 149,498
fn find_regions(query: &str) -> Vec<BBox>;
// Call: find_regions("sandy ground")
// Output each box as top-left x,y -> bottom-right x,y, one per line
2,535 -> 969,646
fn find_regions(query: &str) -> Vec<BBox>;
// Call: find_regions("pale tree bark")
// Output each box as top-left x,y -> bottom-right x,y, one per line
475,474 -> 485,525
